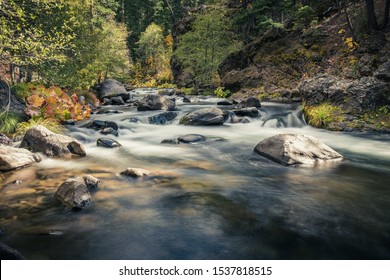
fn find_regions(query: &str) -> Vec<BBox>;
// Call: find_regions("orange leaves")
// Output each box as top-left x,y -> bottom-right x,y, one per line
25,85 -> 93,122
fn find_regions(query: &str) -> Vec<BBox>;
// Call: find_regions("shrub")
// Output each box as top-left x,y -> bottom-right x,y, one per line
25,85 -> 92,121
0,111 -> 20,134
214,87 -> 231,98
304,103 -> 344,128
182,88 -> 197,95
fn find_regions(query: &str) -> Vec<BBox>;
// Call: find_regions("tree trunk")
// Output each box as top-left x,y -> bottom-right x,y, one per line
380,0 -> 390,29
365,0 -> 379,30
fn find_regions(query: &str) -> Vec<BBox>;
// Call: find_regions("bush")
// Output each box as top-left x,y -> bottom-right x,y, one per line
25,85 -> 92,121
182,88 -> 197,95
304,103 -> 344,128
214,87 -> 231,98
293,6 -> 318,30
0,111 -> 20,134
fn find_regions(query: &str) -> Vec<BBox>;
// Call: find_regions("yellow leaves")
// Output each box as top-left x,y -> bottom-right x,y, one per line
344,37 -> 358,49
27,94 -> 45,107
338,29 -> 346,34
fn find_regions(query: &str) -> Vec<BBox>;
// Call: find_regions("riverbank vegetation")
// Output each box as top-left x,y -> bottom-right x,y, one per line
1,0 -> 390,133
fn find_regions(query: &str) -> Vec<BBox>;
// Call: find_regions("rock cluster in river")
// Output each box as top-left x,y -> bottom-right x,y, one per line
99,79 -> 131,103
254,134 -> 343,166
20,125 -> 86,158
54,175 -> 100,209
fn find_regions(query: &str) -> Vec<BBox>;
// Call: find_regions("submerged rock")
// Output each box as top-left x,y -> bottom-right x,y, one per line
97,137 -> 121,148
0,242 -> 26,260
20,125 -> 86,158
233,107 -> 259,118
137,94 -> 176,111
217,100 -> 233,106
178,134 -> 207,143
161,138 -> 180,145
180,107 -> 228,126
54,177 -> 93,209
0,146 -> 41,171
148,111 -> 179,124
230,116 -> 250,123
254,134 -> 343,166
120,167 -> 151,178
100,127 -> 118,136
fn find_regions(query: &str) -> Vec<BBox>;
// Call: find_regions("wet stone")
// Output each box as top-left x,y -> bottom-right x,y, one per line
97,137 -> 121,148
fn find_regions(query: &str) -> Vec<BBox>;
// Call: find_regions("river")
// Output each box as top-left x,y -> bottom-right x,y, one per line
1,89 -> 390,259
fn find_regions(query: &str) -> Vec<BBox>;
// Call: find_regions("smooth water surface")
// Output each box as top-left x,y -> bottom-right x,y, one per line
1,91 -> 390,259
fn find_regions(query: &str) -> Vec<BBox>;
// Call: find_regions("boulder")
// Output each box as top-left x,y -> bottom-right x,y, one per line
54,177 -> 93,209
20,125 -> 86,157
238,97 -> 261,108
137,95 -> 176,111
148,112 -> 179,124
120,168 -> 151,178
0,146 -> 41,171
100,79 -> 130,101
0,80 -> 28,120
231,116 -> 250,124
0,133 -> 11,145
96,110 -> 123,114
254,134 -> 343,166
180,107 -> 228,126
299,74 -> 389,115
233,107 -> 259,118
86,120 -> 118,131
374,61 -> 390,82
102,98 -> 112,105
0,242 -> 26,260
82,175 -> 100,188
97,137 -> 121,148
183,97 -> 191,103
110,96 -> 125,105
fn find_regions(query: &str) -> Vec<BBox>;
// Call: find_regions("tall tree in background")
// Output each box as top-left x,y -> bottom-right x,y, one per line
175,7 -> 241,87
364,0 -> 390,30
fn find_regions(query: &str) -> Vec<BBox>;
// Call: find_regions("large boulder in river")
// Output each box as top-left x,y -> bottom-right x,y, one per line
54,177 -> 96,209
0,146 -> 41,171
137,95 -> 175,111
180,107 -> 228,126
100,79 -> 130,101
20,125 -> 86,158
254,134 -> 343,166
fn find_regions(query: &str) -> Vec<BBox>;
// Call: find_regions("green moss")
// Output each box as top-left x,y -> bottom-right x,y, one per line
0,111 -> 20,135
179,114 -> 189,125
303,103 -> 345,128
362,106 -> 390,129
214,87 -> 231,98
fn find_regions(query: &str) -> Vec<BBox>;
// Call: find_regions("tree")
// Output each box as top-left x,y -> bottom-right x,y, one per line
175,7 -> 241,87
136,22 -> 173,83
364,0 -> 390,30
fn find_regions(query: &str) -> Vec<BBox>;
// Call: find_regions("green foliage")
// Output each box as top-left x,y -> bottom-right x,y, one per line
16,117 -> 64,136
12,82 -> 42,100
362,106 -> 390,129
135,23 -> 173,85
0,111 -> 20,134
25,85 -> 92,121
175,7 -> 241,87
214,87 -> 231,98
293,5 -> 318,30
182,87 -> 196,95
304,103 -> 344,128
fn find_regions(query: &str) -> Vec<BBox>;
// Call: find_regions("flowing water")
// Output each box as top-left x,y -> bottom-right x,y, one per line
1,89 -> 390,259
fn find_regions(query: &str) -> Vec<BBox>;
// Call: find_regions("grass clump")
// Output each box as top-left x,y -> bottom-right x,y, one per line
0,111 -> 20,134
16,117 -> 64,136
362,106 -> 390,129
303,103 -> 344,128
182,87 -> 197,95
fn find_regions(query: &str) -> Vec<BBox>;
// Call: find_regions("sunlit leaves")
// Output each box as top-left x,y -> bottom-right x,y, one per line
25,85 -> 91,121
